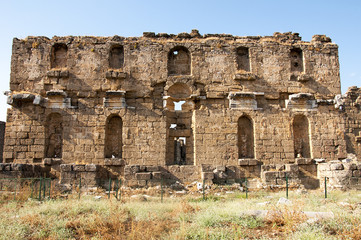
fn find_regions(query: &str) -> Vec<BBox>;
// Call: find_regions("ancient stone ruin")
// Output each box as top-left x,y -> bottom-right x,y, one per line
1,30 -> 361,190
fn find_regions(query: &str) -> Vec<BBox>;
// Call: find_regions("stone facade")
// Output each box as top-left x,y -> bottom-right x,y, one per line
2,30 -> 361,189
0,121 -> 5,163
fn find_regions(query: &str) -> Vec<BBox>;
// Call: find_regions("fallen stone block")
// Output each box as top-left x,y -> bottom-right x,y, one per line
241,210 -> 334,220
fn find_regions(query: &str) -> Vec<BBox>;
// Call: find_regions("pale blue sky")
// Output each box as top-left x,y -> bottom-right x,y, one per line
0,0 -> 360,121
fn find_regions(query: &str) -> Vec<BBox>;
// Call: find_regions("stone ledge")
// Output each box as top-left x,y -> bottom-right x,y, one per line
43,158 -> 62,166
47,70 -> 69,78
105,70 -> 127,79
239,159 -> 260,166
290,73 -> 313,82
104,158 -> 125,166
296,158 -> 314,165
233,73 -> 257,81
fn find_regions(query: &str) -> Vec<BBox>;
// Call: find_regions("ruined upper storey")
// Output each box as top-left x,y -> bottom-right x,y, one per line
10,30 -> 340,102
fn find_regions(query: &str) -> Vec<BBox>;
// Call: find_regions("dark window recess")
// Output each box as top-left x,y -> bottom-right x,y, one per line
168,47 -> 191,75
293,115 -> 311,158
105,116 -> 123,158
236,47 -> 250,72
238,116 -> 254,158
51,43 -> 67,68
290,48 -> 304,72
109,46 -> 124,69
45,113 -> 63,158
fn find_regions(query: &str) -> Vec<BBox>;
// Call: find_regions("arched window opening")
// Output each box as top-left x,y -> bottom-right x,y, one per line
105,115 -> 123,158
168,46 -> 191,75
236,47 -> 250,72
293,115 -> 311,158
290,48 -> 304,72
45,113 -> 63,158
51,43 -> 67,68
238,116 -> 254,158
109,45 -> 124,69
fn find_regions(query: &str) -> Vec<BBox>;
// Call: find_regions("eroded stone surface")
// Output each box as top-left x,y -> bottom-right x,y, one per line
1,30 -> 361,189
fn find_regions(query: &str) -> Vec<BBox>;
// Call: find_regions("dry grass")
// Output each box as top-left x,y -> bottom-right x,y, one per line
0,189 -> 361,239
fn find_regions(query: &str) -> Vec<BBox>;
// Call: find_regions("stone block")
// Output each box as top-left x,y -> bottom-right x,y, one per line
85,164 -> 97,172
11,164 -> 25,171
353,170 -> 361,177
248,160 -> 259,166
330,163 -> 344,171
216,166 -> 226,172
60,164 -> 72,172
276,165 -> 285,171
125,165 -> 140,174
137,180 -> 147,187
1,162 -> 11,171
285,164 -> 299,172
201,165 -> 213,172
135,172 -> 151,180
124,172 -> 135,180
104,158 -> 124,166
43,158 -> 52,165
81,172 -> 97,180
344,163 -> 357,171
60,172 -> 76,180
238,159 -> 249,166
73,165 -> 85,172
202,172 -> 214,180
296,158 -> 313,165
349,177 -> 359,186
3,152 -> 13,159
261,165 -> 275,171
280,171 -> 298,178
146,166 -> 159,172
276,178 -> 286,185
262,171 -> 279,180
318,163 -> 330,171
152,171 -> 162,179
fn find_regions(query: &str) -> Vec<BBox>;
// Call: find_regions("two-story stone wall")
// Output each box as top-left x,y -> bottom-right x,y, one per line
2,30 -> 360,189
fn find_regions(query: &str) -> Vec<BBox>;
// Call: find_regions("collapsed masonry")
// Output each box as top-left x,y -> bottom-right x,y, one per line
1,30 -> 361,190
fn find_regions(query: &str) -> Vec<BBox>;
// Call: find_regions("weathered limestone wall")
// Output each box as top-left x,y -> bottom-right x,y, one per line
2,30 -> 360,189
343,86 -> 361,158
318,161 -> 361,190
0,121 -> 5,163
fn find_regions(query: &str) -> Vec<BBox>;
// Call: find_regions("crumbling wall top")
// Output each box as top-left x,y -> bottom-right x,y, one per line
14,30 -> 333,45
